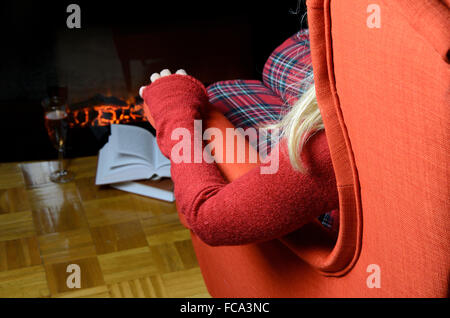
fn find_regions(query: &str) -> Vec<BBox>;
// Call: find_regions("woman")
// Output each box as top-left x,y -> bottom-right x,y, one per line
138,33 -> 339,247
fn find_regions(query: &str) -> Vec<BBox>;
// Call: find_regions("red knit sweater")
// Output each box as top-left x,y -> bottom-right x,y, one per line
141,74 -> 339,246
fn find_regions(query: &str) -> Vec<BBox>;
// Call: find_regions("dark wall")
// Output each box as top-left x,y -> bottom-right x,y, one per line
0,0 -> 307,100
0,0 -> 307,162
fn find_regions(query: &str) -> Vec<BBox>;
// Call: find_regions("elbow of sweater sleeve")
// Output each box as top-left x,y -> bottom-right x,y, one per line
192,229 -> 224,247
178,184 -> 235,247
189,217 -> 237,247
185,194 -> 255,247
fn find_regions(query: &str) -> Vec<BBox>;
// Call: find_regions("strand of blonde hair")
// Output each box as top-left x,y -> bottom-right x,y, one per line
265,83 -> 324,173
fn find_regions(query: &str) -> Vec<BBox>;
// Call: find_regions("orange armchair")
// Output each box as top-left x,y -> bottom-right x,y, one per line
185,0 -> 449,297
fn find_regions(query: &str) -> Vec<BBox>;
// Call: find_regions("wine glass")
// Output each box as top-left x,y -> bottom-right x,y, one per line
42,96 -> 74,183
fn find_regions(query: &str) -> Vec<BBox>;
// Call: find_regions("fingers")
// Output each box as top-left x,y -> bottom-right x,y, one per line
160,69 -> 188,76
160,69 -> 171,77
139,86 -> 146,98
139,69 -> 188,98
150,73 -> 161,83
141,72 -> 163,98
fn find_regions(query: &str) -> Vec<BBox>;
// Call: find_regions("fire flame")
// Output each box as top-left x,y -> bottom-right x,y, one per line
68,100 -> 147,128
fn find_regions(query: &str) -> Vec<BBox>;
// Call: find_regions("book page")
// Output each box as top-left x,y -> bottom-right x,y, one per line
153,140 -> 171,178
111,179 -> 175,202
110,124 -> 155,168
95,141 -> 153,185
154,164 -> 171,178
95,124 -> 171,185
95,142 -> 111,184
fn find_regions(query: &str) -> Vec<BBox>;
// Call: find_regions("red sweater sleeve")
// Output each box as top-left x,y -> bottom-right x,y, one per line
141,75 -> 339,246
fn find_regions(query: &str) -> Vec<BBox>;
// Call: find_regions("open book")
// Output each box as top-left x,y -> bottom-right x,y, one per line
95,124 -> 174,202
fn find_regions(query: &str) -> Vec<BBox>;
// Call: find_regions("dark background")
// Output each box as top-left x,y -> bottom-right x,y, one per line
0,0 -> 307,162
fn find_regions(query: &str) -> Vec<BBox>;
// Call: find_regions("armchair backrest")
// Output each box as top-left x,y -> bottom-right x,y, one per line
309,0 -> 449,295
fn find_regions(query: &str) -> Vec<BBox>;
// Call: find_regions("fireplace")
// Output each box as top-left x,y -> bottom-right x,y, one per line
0,0 -> 303,163
64,94 -> 155,159
68,95 -> 147,128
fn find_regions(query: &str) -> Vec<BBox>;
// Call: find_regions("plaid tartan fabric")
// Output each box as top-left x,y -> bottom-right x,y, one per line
207,80 -> 285,129
263,29 -> 314,106
206,30 -> 336,230
207,79 -> 285,155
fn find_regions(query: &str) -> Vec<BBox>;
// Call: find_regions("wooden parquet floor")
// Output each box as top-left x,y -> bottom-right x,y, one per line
0,156 -> 210,298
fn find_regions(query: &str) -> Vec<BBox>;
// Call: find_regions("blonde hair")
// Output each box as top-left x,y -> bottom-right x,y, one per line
266,83 -> 324,173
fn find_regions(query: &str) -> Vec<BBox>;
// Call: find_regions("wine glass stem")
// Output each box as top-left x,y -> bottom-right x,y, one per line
58,148 -> 64,173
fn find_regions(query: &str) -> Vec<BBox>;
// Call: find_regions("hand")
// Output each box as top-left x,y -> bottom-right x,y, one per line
139,68 -> 187,98
136,68 -> 209,158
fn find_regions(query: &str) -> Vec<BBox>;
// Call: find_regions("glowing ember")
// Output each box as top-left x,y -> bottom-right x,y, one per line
67,95 -> 147,128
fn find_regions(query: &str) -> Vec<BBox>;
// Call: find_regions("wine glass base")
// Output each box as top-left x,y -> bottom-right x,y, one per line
50,170 -> 74,183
